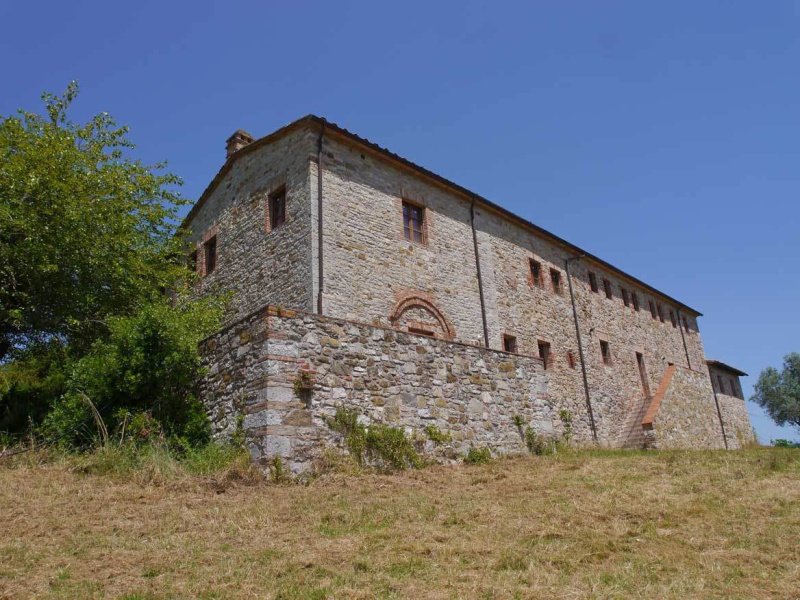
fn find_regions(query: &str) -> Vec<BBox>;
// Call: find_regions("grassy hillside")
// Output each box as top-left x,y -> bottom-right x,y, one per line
1,448 -> 798,599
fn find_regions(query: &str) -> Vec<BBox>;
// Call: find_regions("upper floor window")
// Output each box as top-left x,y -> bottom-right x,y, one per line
204,236 -> 217,276
669,309 -> 677,328
589,272 -> 599,293
657,304 -> 665,323
529,259 -> 542,287
632,292 -> 640,312
717,375 -> 726,394
269,187 -> 287,231
621,287 -> 630,307
603,279 -> 613,299
503,334 -> 518,353
402,201 -> 425,244
682,316 -> 691,332
649,301 -> 657,320
550,269 -> 562,295
600,340 -> 612,365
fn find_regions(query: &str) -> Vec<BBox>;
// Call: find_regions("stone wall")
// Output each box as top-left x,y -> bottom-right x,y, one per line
645,365 -> 725,449
708,364 -> 755,448
199,306 -> 567,474
185,126 -> 318,320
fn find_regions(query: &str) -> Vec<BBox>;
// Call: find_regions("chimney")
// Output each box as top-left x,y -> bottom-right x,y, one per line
225,129 -> 255,158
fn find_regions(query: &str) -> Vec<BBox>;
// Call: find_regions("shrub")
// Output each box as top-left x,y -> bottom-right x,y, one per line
464,446 -> 492,464
424,424 -> 452,444
41,294 -> 224,449
327,407 -> 422,470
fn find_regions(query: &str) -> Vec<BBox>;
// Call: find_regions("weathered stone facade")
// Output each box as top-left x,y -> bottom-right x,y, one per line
185,115 -> 754,469
708,361 -> 755,448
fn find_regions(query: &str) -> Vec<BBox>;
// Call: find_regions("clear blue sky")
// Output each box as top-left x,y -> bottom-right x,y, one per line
2,1 -> 798,443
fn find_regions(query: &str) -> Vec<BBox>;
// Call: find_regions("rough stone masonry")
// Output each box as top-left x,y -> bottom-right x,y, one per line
186,116 -> 754,472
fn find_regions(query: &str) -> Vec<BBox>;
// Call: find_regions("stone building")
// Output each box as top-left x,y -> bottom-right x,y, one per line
186,116 -> 754,472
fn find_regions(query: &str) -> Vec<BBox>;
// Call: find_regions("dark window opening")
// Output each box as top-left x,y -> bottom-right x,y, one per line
603,279 -> 613,299
729,378 -> 737,397
203,236 -> 217,275
503,334 -> 518,353
189,250 -> 198,273
567,350 -> 577,369
657,304 -> 664,323
529,259 -> 542,286
649,301 -> 657,319
682,316 -> 691,331
408,326 -> 434,337
402,201 -> 425,243
621,287 -> 630,307
269,187 -> 287,230
717,374 -> 726,394
600,340 -> 612,365
632,292 -> 640,312
589,272 -> 599,293
538,340 -> 551,370
669,309 -> 677,328
550,269 -> 562,295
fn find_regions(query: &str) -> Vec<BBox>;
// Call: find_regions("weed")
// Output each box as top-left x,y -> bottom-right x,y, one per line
464,446 -> 492,464
424,424 -> 452,444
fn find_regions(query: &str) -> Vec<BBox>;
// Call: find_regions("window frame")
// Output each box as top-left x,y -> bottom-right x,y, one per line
600,340 -> 612,365
537,340 -> 552,370
529,259 -> 543,287
550,268 -> 562,295
203,235 -> 217,276
268,186 -> 287,232
632,292 -> 640,312
402,200 -> 426,245
502,334 -> 518,354
603,278 -> 613,299
621,287 -> 630,307
589,272 -> 599,293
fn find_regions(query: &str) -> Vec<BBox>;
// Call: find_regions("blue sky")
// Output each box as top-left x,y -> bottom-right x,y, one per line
2,0 -> 798,442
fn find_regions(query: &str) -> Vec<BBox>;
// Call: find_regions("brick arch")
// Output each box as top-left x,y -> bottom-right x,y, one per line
389,294 -> 455,340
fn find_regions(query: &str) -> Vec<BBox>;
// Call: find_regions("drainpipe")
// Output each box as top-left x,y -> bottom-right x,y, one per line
316,124 -> 325,315
470,200 -> 490,348
565,255 -> 598,443
709,369 -> 729,449
676,308 -> 691,369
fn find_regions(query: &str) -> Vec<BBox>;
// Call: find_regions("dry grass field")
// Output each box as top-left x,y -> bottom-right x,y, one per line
1,448 -> 799,599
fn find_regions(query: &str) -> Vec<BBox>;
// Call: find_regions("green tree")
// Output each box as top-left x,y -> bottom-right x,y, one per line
752,353 -> 800,432
0,82 -> 187,360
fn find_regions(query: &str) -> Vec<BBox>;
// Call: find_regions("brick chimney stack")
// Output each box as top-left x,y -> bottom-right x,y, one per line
225,129 -> 255,158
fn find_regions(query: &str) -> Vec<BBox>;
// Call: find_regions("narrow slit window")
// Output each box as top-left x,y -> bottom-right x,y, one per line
649,301 -> 657,319
657,304 -> 665,323
402,201 -> 425,243
538,340 -> 551,370
589,272 -> 599,293
632,292 -> 640,312
603,279 -> 613,299
717,375 -> 726,394
269,187 -> 287,230
621,287 -> 630,307
203,236 -> 217,276
669,309 -> 677,328
503,334 -> 518,353
550,269 -> 562,295
600,340 -> 612,365
682,316 -> 690,331
529,259 -> 542,287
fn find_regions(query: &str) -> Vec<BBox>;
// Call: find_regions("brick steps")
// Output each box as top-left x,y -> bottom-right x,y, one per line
620,396 -> 651,449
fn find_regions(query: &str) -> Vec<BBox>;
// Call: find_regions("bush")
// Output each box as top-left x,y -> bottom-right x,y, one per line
41,294 -> 224,449
464,446 -> 492,464
327,407 -> 422,470
424,424 -> 452,444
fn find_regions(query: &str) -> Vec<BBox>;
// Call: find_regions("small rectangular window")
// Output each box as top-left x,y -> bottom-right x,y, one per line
529,259 -> 542,286
269,187 -> 286,230
657,304 -> 665,323
203,236 -> 217,275
502,334 -> 517,353
717,375 -> 726,394
538,340 -> 551,370
682,316 -> 690,332
632,292 -> 640,312
729,378 -> 736,397
550,269 -> 562,295
621,287 -> 630,307
402,201 -> 425,243
566,350 -> 577,369
649,301 -> 657,319
600,340 -> 611,366
603,279 -> 613,299
589,272 -> 599,293
669,309 -> 677,328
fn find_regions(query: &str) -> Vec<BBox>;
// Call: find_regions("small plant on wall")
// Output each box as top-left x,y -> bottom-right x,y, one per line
293,370 -> 315,402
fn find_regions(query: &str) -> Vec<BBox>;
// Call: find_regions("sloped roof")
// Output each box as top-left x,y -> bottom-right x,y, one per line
706,360 -> 748,377
182,114 -> 703,316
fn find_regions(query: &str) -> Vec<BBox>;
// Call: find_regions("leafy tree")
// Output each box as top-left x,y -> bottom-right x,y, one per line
752,353 -> 800,432
0,82 -> 188,360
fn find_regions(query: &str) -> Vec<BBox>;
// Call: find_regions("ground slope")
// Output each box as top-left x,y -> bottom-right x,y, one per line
1,449 -> 798,599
